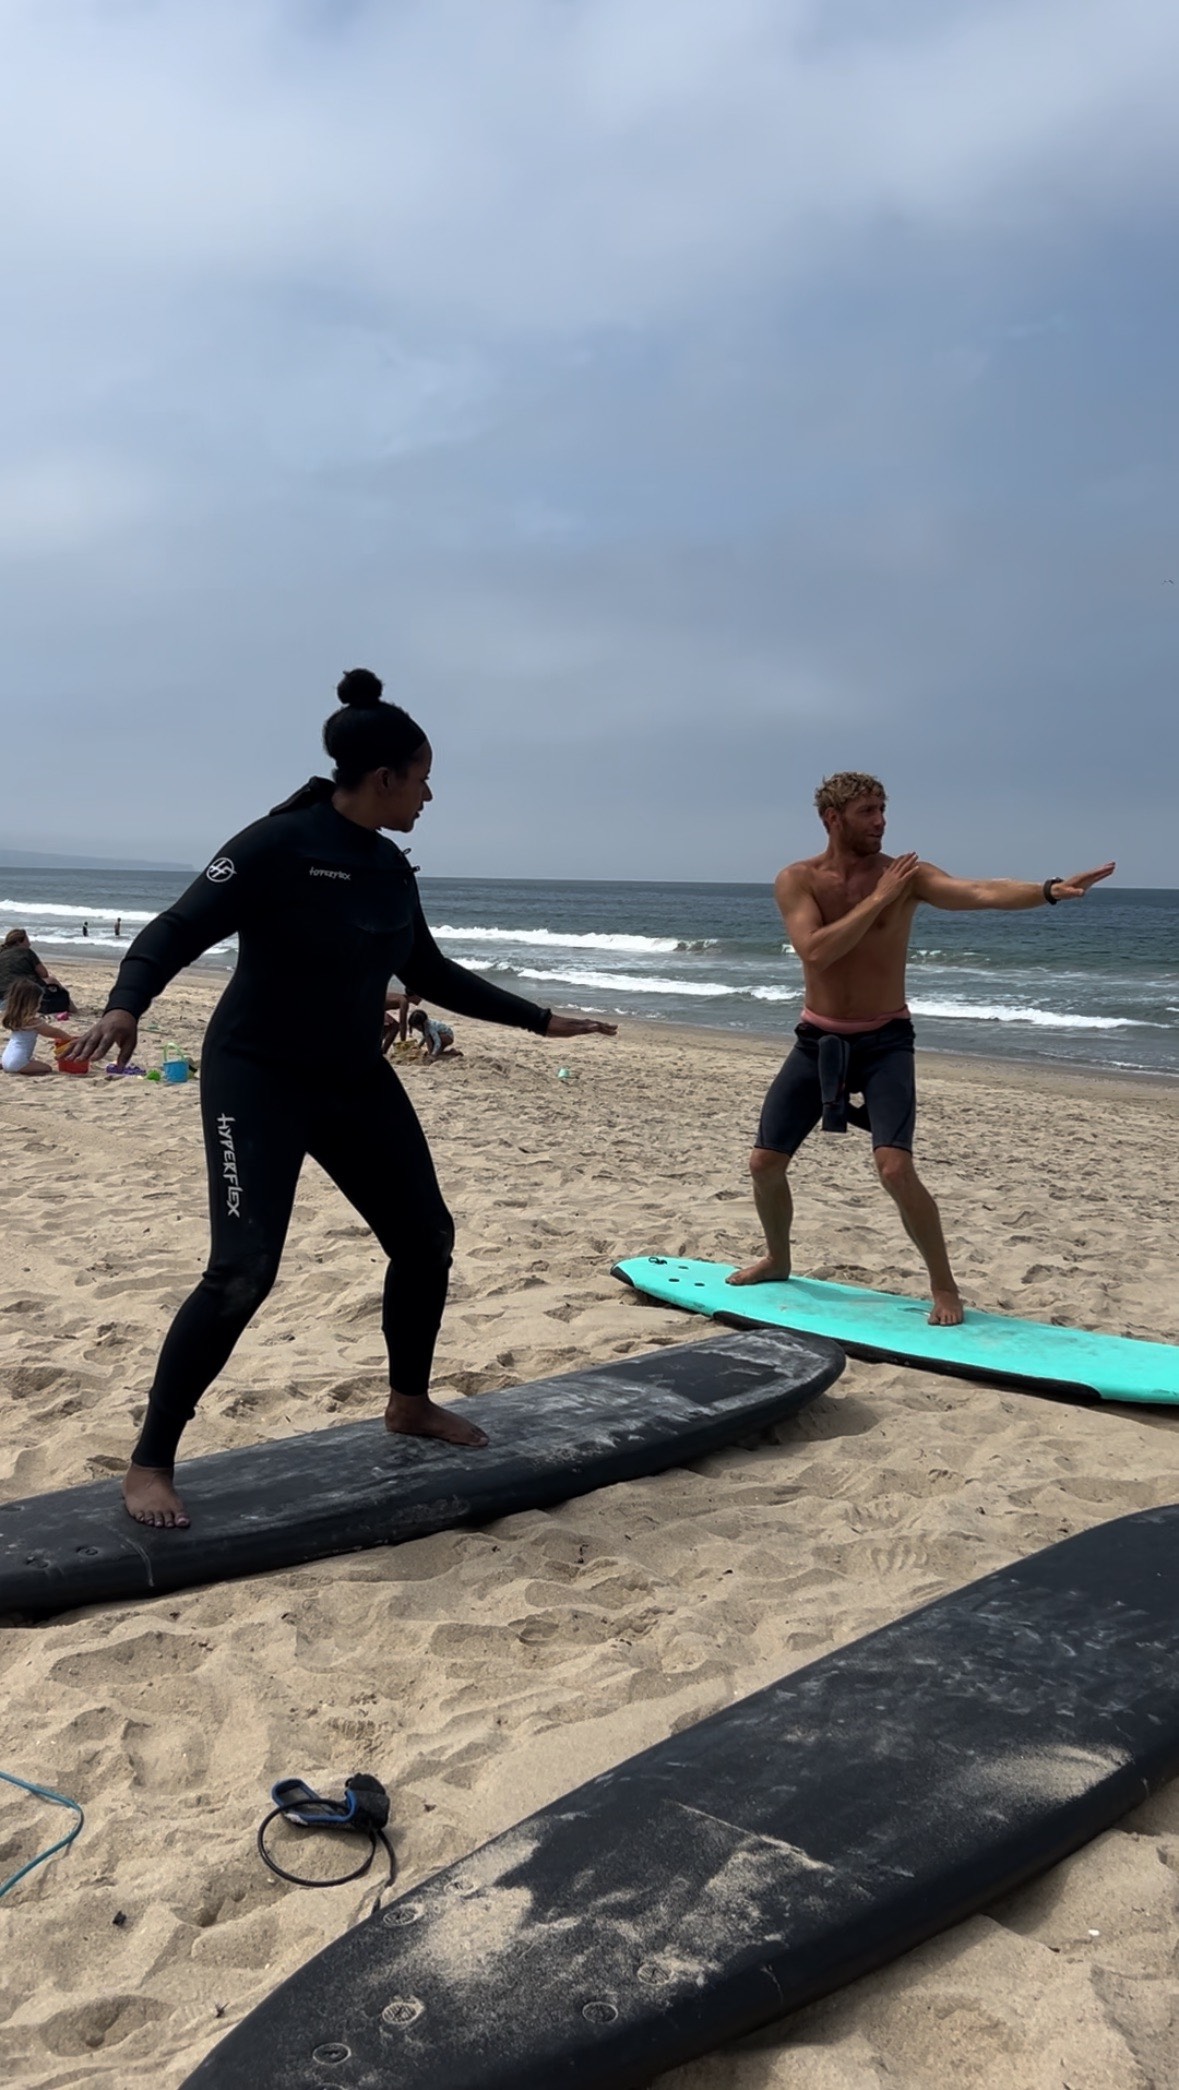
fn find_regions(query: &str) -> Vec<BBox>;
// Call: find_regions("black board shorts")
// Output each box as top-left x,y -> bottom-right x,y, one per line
756,1017 -> 917,1156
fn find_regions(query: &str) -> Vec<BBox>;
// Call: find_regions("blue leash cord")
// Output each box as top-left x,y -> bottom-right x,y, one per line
0,1770 -> 84,1899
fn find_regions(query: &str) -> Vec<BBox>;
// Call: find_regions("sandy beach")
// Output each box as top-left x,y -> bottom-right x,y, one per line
3,958 -> 1179,2089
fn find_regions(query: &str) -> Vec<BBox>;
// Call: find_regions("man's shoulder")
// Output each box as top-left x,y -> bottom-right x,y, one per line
774,855 -> 822,890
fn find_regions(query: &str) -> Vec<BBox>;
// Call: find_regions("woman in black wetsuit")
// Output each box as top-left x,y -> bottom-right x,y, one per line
76,671 -> 615,1530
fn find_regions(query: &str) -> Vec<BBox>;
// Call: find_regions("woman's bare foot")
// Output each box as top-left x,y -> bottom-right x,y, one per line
384,1393 -> 489,1448
122,1462 -> 190,1529
726,1255 -> 791,1287
928,1288 -> 965,1327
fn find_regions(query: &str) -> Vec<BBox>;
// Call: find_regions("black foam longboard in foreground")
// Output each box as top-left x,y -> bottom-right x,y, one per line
185,1504 -> 1179,2090
0,1329 -> 841,1618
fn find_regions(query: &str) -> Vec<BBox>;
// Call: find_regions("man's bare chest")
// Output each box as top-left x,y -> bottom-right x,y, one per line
813,878 -> 913,939
813,876 -> 880,922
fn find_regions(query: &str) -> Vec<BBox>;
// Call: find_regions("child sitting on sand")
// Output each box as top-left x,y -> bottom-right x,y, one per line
1,979 -> 78,1076
407,1008 -> 462,1063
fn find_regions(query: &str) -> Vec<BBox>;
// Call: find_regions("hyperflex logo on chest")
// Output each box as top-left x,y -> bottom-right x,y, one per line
309,866 -> 351,880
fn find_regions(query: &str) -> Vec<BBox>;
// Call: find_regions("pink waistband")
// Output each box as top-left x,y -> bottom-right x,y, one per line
801,1005 -> 910,1036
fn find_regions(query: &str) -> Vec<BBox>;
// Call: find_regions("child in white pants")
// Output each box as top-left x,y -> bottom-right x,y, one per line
2,978 -> 77,1075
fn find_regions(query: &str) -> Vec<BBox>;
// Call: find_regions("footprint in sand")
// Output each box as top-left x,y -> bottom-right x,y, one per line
41,1994 -> 167,2059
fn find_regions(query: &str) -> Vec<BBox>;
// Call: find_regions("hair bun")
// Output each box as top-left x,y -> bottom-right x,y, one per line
337,667 -> 384,710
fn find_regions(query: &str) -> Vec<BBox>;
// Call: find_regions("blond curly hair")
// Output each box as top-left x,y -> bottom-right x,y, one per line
814,771 -> 886,821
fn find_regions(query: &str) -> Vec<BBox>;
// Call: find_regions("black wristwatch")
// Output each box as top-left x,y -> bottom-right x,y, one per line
1042,877 -> 1062,905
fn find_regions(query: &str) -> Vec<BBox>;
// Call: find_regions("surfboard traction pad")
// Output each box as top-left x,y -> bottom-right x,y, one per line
0,1326 -> 843,1619
184,1505 -> 1179,2090
613,1257 -> 1179,1407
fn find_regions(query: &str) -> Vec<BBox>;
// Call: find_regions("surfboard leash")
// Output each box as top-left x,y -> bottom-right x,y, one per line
256,1774 -> 397,1894
0,1769 -> 84,1899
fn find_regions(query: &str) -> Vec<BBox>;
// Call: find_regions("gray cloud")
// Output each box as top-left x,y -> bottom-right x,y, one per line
1,1 -> 1176,879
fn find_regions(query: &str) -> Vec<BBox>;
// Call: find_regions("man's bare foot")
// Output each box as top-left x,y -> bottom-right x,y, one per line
726,1256 -> 791,1287
384,1393 -> 489,1448
122,1462 -> 190,1529
928,1288 -> 965,1327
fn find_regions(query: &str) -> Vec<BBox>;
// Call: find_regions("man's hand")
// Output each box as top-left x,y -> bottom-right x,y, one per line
73,1009 -> 138,1066
1054,861 -> 1116,901
875,852 -> 920,905
545,1013 -> 618,1039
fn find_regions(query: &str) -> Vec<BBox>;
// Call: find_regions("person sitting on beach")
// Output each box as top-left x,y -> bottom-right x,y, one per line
730,772 -> 1114,1326
407,1008 -> 461,1062
1,979 -> 77,1076
74,667 -> 616,1531
0,928 -> 73,1018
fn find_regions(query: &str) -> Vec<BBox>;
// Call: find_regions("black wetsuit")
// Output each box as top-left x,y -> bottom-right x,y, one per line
105,791 -> 551,1469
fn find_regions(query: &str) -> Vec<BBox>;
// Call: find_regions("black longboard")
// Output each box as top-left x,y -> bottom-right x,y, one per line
184,1505 -> 1179,2090
0,1329 -> 841,1618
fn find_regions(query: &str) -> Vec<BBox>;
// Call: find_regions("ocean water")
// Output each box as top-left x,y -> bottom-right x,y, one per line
2,868 -> 1177,1078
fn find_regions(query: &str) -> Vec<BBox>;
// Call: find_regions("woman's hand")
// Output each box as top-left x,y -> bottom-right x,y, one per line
544,1012 -> 618,1039
74,1009 -> 139,1066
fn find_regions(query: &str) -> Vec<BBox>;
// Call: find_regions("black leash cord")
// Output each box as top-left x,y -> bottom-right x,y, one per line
257,1803 -> 397,1891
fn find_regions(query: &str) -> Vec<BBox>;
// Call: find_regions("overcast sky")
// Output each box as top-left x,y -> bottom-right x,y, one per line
1,0 -> 1176,881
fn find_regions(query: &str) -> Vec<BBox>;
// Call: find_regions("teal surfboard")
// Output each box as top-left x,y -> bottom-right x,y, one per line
612,1257 -> 1179,1407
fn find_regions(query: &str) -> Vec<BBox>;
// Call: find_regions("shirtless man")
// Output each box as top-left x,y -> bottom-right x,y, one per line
730,772 -> 1114,1325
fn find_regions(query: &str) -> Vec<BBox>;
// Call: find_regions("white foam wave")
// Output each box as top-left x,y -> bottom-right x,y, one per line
511,965 -> 733,999
498,965 -> 1157,1028
0,899 -> 155,923
27,931 -> 236,958
436,923 -> 699,955
910,998 -> 1143,1031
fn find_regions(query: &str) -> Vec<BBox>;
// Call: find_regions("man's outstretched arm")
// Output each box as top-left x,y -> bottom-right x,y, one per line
915,861 -> 1116,912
